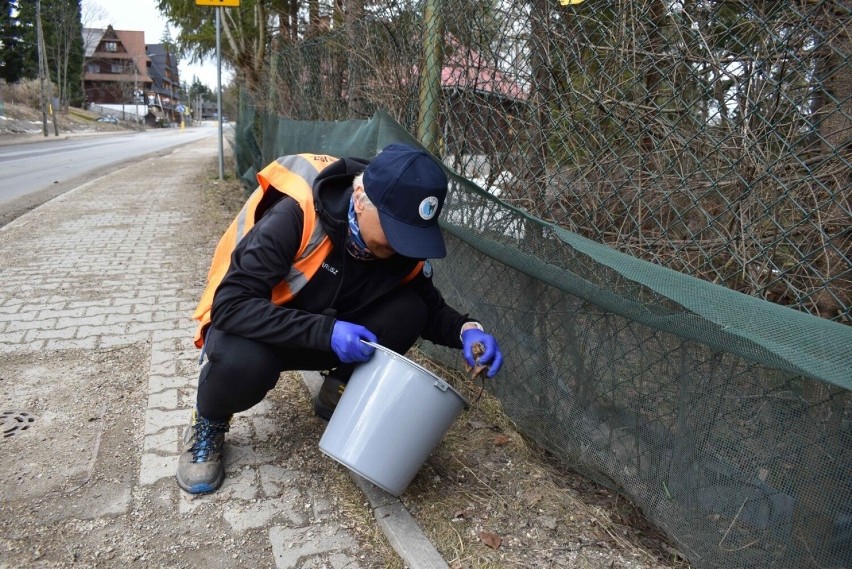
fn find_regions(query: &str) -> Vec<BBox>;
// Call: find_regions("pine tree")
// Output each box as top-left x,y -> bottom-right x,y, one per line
0,0 -> 26,83
13,0 -> 39,80
14,0 -> 84,105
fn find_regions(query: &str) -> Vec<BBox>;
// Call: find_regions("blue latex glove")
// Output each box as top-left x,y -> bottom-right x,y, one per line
461,328 -> 503,378
331,321 -> 377,363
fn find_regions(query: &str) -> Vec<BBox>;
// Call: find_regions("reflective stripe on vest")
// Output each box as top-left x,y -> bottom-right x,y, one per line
264,156 -> 335,306
192,154 -> 337,347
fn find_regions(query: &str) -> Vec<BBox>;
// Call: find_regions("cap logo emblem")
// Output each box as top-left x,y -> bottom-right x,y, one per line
419,196 -> 439,220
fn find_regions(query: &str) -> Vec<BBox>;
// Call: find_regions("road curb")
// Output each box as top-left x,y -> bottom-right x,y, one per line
300,370 -> 450,569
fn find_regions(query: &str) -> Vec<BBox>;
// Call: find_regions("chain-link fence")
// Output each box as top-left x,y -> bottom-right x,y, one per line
256,0 -> 851,324
232,1 -> 852,567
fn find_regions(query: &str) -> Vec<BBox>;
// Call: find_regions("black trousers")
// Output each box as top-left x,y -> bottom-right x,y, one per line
196,287 -> 428,420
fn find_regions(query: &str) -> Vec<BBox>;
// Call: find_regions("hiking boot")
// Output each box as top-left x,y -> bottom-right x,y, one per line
175,411 -> 231,494
313,375 -> 346,421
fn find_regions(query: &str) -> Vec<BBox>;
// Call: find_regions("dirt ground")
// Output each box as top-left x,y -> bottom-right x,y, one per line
396,355 -> 689,569
0,110 -> 691,567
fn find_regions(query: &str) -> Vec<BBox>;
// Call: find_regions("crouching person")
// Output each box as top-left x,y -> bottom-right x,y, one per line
177,144 -> 503,494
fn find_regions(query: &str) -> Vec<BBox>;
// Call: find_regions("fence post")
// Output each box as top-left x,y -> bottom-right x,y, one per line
418,0 -> 443,154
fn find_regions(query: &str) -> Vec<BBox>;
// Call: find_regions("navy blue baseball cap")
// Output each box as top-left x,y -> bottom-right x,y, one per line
363,143 -> 448,259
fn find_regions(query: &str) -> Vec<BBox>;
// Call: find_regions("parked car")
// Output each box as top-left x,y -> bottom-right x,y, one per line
96,116 -> 118,124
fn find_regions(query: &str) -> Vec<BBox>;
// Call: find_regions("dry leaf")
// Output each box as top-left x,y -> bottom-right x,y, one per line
471,342 -> 485,360
464,342 -> 489,380
493,434 -> 510,446
479,531 -> 502,549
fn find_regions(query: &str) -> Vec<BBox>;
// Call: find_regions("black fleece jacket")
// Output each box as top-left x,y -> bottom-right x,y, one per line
209,156 -> 471,352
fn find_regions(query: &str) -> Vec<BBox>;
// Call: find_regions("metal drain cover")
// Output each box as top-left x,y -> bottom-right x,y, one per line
2,411 -> 36,438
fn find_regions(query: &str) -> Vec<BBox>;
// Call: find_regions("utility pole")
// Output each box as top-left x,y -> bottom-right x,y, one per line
36,0 -> 59,136
195,0 -> 239,178
36,0 -> 48,137
216,6 -> 224,180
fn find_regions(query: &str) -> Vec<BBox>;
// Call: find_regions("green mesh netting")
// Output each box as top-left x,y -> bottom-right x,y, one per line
233,108 -> 851,568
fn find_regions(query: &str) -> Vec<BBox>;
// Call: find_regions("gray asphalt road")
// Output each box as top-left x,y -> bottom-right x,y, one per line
0,126 -> 222,227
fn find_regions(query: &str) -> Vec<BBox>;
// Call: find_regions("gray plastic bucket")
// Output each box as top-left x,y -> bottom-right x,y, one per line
319,342 -> 468,496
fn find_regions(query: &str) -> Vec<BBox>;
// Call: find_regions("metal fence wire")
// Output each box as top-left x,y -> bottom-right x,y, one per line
233,1 -> 852,567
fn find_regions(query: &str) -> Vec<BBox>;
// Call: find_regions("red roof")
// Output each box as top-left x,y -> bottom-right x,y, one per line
441,36 -> 527,101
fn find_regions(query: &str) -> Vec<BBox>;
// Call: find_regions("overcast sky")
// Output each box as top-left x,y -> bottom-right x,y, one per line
81,0 -> 233,90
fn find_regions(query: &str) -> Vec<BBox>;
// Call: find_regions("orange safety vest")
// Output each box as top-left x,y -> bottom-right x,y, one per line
192,153 -> 423,348
192,153 -> 338,347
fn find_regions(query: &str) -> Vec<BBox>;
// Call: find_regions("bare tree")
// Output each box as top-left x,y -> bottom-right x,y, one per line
80,1 -> 107,107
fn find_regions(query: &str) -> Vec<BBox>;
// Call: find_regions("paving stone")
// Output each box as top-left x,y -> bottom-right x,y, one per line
224,490 -> 306,532
144,429 -> 179,454
149,374 -> 185,392
98,331 -> 151,348
7,317 -> 57,332
144,408 -> 190,435
77,324 -> 126,338
220,466 -> 259,501
105,312 -> 148,325
0,331 -> 26,345
128,320 -> 175,334
148,389 -> 179,409
153,329 -> 191,341
224,443 -> 278,469
56,315 -> 106,329
269,525 -> 360,569
26,327 -> 77,341
43,337 -> 98,351
49,307 -> 88,319
140,452 -> 179,485
259,466 -> 303,498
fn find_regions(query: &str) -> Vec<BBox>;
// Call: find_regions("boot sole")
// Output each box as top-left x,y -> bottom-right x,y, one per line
175,467 -> 224,494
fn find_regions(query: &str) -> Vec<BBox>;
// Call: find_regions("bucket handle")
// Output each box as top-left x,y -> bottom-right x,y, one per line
361,340 -> 473,408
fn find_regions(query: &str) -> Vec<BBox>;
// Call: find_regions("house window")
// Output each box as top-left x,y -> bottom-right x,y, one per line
87,63 -> 99,73
111,64 -> 122,73
104,42 -> 117,52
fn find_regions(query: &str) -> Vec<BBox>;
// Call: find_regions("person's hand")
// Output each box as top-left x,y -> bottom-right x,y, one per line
461,328 -> 503,378
331,321 -> 377,363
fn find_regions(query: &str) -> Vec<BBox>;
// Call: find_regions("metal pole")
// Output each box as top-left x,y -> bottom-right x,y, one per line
216,7 -> 224,180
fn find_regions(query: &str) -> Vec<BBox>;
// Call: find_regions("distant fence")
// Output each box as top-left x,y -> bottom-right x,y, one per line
88,102 -> 146,123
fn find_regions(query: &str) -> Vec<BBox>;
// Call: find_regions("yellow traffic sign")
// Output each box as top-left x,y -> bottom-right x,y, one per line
196,0 -> 240,6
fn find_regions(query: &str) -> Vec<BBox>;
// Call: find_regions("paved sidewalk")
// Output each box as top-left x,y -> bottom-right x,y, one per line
0,136 -> 446,568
